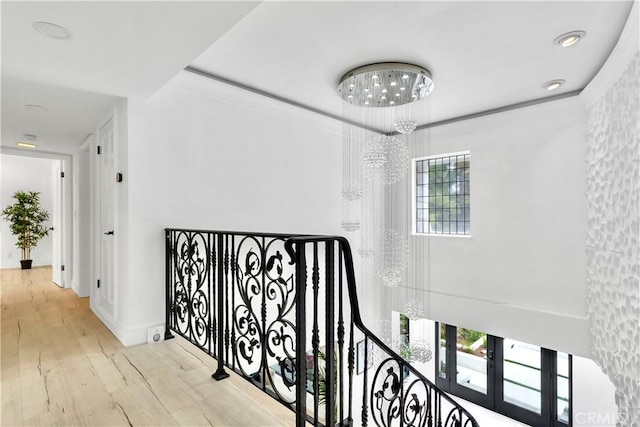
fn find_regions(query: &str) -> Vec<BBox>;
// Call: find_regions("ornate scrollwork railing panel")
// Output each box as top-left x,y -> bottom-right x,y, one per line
263,238 -> 297,403
233,236 -> 266,379
363,326 -> 478,427
230,235 -> 297,404
168,230 -> 213,352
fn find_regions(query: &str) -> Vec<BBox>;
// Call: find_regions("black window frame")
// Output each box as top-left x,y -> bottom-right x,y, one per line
414,152 -> 471,236
436,323 -> 572,427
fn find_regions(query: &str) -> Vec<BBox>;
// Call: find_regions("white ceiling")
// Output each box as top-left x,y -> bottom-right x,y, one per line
1,1 -> 634,151
191,1 -> 634,129
1,1 -> 260,149
2,77 -> 120,152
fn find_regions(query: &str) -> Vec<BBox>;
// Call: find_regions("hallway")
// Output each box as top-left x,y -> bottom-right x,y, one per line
0,267 -> 295,426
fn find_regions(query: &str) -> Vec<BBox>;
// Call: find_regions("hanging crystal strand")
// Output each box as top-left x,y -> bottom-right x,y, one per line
373,104 -> 408,291
342,103 -> 363,232
408,96 -> 431,320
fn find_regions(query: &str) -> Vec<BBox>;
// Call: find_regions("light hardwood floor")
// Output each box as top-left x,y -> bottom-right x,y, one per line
1,267 -> 295,427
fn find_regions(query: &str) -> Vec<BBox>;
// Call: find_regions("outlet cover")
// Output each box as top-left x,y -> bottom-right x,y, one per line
147,326 -> 164,344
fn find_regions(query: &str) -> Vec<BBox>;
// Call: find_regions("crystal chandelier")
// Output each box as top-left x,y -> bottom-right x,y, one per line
337,62 -> 434,320
337,63 -> 434,108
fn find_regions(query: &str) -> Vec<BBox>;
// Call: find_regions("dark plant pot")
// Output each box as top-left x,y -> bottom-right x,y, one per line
20,260 -> 33,270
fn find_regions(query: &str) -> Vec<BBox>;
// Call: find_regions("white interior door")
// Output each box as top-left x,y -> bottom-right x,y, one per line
97,117 -> 115,320
51,161 -> 63,287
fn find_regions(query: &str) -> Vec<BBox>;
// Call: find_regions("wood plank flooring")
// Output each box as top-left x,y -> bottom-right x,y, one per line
1,267 -> 295,427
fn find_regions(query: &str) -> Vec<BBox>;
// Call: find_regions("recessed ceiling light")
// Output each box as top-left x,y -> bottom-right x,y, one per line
542,79 -> 566,91
33,21 -> 72,40
553,30 -> 586,47
17,142 -> 37,149
25,104 -> 48,112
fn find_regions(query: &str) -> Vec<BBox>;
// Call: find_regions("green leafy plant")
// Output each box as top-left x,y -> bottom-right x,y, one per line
317,350 -> 338,420
459,328 -> 484,346
1,191 -> 50,261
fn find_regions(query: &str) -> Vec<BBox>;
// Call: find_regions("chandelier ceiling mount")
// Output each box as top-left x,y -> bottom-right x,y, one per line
337,62 -> 434,108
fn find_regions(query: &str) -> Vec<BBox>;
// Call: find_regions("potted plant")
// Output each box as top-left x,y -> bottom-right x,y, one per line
1,191 -> 50,270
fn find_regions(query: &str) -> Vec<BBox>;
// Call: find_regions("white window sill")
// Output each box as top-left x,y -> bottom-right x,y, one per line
412,232 -> 472,239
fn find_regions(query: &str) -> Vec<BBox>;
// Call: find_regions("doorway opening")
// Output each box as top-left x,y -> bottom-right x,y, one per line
0,151 -> 72,289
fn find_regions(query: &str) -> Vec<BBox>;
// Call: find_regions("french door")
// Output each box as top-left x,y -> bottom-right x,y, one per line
436,323 -> 571,427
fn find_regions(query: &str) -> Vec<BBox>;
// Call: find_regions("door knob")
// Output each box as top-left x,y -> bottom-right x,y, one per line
104,230 -> 114,236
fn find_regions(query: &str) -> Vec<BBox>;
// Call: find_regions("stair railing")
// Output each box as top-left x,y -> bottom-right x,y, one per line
165,229 -> 479,427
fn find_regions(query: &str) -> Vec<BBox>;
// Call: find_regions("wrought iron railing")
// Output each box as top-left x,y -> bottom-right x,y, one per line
165,229 -> 479,427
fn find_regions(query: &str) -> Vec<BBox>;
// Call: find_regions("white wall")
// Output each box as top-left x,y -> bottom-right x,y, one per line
573,356 -> 618,427
0,154 -> 57,268
388,96 -> 589,357
117,71 -> 344,345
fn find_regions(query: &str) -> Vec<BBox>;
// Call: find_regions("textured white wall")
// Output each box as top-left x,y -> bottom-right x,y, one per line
585,49 -> 639,427
581,3 -> 640,426
0,154 -> 56,268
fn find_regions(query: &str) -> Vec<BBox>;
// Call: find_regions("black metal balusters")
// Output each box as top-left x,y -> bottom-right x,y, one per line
165,229 -> 480,427
293,240 -> 307,427
165,230 -> 174,341
325,242 -> 336,427
213,233 -> 228,380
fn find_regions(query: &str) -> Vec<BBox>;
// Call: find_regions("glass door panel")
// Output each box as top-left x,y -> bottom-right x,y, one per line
557,352 -> 570,424
455,328 -> 488,394
503,339 -> 542,414
439,323 -> 447,379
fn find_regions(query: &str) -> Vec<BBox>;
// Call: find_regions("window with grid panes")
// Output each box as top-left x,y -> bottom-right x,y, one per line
415,152 -> 470,235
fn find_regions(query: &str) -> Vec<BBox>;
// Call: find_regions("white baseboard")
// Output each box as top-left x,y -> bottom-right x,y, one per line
90,304 -> 165,347
116,323 -> 166,347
